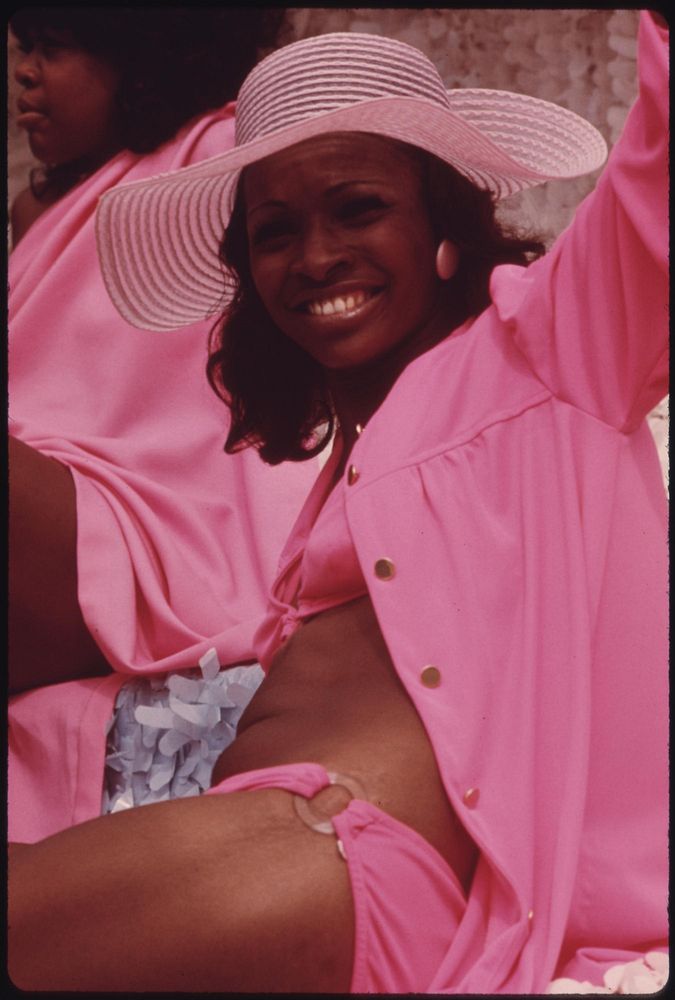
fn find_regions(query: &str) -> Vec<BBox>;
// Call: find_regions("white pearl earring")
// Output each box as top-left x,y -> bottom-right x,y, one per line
435,239 -> 458,281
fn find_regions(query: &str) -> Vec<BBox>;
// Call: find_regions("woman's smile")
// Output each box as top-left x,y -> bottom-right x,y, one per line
244,132 -> 452,373
300,286 -> 379,318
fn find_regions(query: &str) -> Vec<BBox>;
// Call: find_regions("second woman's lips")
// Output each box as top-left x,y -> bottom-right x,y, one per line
16,99 -> 48,128
16,110 -> 49,128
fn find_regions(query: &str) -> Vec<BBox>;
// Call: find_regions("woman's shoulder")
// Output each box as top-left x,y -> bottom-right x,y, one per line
10,186 -> 52,246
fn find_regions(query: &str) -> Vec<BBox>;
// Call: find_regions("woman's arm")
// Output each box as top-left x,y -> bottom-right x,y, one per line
9,435 -> 111,692
493,11 -> 669,432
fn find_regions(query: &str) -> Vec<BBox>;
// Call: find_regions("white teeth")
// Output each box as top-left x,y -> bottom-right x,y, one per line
306,290 -> 370,316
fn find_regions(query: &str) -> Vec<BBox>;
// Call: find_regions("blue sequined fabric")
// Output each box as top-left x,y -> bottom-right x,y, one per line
102,650 -> 263,813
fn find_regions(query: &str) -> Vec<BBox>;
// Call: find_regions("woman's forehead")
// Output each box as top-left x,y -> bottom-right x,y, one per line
13,18 -> 78,45
243,132 -> 422,203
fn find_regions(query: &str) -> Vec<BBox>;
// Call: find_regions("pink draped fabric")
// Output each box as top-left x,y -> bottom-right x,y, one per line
8,106 -> 317,842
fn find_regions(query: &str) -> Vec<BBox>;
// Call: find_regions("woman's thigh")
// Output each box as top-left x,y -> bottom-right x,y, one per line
8,788 -> 355,992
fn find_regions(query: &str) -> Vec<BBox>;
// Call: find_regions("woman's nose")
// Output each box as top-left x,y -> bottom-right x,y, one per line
15,53 -> 40,88
293,222 -> 348,281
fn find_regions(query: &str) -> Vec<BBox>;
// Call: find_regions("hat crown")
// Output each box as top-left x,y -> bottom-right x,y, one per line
235,32 -> 450,146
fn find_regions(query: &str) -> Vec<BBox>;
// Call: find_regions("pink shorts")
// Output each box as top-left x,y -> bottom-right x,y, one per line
206,761 -> 466,992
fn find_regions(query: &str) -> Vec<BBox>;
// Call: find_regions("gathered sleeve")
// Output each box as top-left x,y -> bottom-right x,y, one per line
491,11 -> 668,434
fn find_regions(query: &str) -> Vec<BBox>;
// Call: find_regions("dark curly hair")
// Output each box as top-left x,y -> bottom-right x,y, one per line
207,140 -> 546,465
10,6 -> 284,198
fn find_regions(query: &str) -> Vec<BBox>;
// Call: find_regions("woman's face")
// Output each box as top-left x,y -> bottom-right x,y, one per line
243,133 -> 453,372
14,29 -> 122,167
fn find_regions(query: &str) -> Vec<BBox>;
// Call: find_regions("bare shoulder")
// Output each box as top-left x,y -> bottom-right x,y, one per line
11,185 -> 51,245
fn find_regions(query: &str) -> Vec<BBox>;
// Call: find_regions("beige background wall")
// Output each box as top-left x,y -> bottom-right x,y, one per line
7,8 -> 667,478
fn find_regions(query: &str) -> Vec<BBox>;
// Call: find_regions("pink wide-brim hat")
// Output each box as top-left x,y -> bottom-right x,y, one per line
96,31 -> 608,332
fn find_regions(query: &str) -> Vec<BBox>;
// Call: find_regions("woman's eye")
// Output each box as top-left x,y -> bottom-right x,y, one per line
250,220 -> 294,248
39,33 -> 76,56
339,197 -> 388,222
41,41 -> 69,57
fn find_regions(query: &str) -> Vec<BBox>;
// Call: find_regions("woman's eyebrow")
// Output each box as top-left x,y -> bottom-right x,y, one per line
246,199 -> 287,220
247,180 -> 383,219
326,179 -> 386,196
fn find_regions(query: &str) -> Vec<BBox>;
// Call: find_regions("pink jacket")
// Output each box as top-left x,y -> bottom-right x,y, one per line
8,107 -> 316,842
256,13 -> 669,992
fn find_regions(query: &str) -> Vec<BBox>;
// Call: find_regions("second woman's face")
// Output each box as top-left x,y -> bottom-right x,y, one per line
244,133 -> 451,371
14,30 -> 122,167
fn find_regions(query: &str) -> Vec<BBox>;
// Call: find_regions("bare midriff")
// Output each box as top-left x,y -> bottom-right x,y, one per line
212,595 -> 478,894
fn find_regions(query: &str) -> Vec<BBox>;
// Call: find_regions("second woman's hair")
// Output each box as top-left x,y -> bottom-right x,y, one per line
208,143 -> 545,465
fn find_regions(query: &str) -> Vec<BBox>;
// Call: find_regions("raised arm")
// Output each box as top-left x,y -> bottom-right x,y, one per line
492,11 -> 668,433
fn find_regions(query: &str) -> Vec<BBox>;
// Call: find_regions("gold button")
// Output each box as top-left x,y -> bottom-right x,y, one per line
374,558 -> 396,580
463,787 -> 480,808
420,665 -> 441,688
347,465 -> 359,485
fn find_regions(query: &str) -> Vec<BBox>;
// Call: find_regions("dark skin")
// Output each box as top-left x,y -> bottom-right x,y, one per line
12,28 -> 123,243
8,135 -> 477,991
8,436 -> 111,692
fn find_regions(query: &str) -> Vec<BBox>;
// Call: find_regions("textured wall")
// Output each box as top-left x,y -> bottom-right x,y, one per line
6,8 -> 667,479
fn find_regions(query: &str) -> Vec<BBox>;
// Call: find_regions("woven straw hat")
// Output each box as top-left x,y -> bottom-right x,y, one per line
96,31 -> 607,332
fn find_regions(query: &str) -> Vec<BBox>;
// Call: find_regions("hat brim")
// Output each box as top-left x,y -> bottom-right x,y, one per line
96,92 -> 607,332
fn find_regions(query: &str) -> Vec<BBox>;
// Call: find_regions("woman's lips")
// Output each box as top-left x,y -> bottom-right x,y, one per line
297,287 -> 382,320
306,289 -> 371,316
16,110 -> 49,129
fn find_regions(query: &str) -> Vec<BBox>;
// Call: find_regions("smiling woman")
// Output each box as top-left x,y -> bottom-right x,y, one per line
10,15 -> 669,994
244,136 -> 444,371
213,131 -> 544,463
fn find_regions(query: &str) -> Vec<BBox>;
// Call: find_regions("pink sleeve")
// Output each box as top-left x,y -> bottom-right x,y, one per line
491,12 -> 669,433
